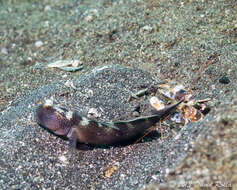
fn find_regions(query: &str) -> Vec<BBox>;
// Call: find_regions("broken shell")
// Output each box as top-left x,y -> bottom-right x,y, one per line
182,105 -> 203,122
47,60 -> 83,72
47,60 -> 78,68
150,96 -> 165,111
105,165 -> 118,178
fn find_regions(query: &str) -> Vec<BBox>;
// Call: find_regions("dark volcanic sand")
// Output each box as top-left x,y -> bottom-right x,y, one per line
0,0 -> 236,189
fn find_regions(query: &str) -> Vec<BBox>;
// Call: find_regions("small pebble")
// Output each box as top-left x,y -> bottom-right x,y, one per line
44,21 -> 49,27
132,111 -> 140,117
219,76 -> 230,84
88,108 -> 101,118
85,15 -> 93,22
44,5 -> 51,12
84,9 -> 98,22
1,47 -> 8,54
35,41 -> 43,48
174,62 -> 180,66
58,155 -> 67,162
140,25 -> 153,33
58,155 -> 69,166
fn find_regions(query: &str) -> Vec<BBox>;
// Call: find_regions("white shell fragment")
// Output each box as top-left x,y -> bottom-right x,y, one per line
87,108 -> 101,118
47,60 -> 78,68
47,60 -> 83,72
1,47 -> 8,54
57,155 -> 69,166
44,99 -> 54,107
64,80 -> 77,89
150,96 -> 165,111
35,41 -> 43,48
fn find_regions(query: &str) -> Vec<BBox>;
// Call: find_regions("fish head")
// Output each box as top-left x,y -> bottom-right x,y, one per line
35,99 -> 73,136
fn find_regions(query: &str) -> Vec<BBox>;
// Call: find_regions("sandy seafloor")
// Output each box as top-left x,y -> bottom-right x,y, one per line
0,0 -> 237,189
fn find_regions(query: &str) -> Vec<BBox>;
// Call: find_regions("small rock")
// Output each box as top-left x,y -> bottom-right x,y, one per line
132,111 -> 140,117
219,76 -> 230,84
84,9 -> 98,22
140,25 -> 153,33
35,41 -> 43,48
84,15 -> 93,22
174,62 -> 180,66
1,47 -> 8,54
44,21 -> 49,27
44,5 -> 51,12
58,155 -> 69,166
87,108 -> 101,118
65,80 -> 76,89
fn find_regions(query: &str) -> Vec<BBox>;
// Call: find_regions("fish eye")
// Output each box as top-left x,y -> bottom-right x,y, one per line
179,89 -> 186,94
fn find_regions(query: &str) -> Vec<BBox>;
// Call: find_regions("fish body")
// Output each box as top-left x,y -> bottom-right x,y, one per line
35,99 -> 182,145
